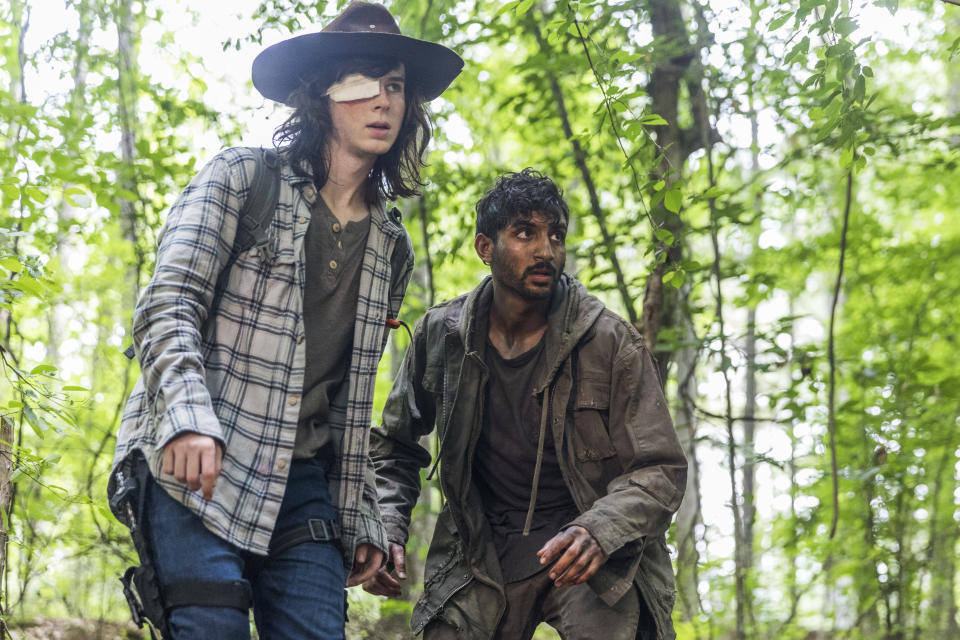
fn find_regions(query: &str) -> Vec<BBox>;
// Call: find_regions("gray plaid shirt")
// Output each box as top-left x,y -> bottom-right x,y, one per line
111,147 -> 413,565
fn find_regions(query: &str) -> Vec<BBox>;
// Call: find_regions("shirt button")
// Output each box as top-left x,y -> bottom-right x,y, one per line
299,216 -> 308,224
337,241 -> 343,250
277,458 -> 288,471
329,260 -> 338,270
296,334 -> 304,344
332,222 -> 341,233
288,396 -> 299,406
303,185 -> 316,199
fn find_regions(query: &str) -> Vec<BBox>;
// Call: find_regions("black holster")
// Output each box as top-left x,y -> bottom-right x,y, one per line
110,451 -> 252,639
111,451 -> 170,639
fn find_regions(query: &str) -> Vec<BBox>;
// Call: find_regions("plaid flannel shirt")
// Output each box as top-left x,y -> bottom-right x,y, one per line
110,147 -> 413,566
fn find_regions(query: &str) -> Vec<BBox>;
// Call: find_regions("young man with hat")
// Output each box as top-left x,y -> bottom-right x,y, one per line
365,170 -> 687,639
108,3 -> 461,638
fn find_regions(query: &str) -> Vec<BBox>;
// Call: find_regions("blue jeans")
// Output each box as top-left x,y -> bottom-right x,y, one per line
145,455 -> 346,639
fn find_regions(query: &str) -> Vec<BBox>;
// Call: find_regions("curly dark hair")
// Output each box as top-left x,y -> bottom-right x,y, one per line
475,168 -> 569,241
272,56 -> 432,210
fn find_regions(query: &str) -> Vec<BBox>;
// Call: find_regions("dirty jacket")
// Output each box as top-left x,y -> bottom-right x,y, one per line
370,275 -> 687,639
110,147 -> 413,567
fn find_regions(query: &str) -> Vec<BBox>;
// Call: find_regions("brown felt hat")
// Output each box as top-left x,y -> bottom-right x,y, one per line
252,2 -> 463,104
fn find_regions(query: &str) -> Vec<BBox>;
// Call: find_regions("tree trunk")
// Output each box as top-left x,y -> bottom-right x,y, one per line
673,286 -> 702,625
0,417 -> 13,634
927,442 -> 959,639
116,0 -> 143,307
643,0 -> 692,368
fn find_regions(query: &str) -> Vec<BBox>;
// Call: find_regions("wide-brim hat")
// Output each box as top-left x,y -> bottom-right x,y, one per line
252,1 -> 463,104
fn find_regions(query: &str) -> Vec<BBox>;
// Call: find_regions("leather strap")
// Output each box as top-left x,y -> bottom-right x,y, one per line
269,519 -> 341,557
163,580 -> 252,612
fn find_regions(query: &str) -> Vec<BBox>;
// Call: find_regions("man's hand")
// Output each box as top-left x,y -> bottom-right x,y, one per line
362,542 -> 406,597
162,433 -> 223,500
347,542 -> 386,587
537,525 -> 607,587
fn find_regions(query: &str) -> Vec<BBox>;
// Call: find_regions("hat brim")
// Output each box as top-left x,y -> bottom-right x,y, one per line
252,32 -> 464,104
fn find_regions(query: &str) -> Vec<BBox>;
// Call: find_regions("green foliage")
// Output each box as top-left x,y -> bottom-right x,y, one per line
1,0 -> 957,637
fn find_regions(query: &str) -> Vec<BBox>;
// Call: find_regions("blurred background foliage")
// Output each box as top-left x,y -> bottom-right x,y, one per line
1,0 -> 958,638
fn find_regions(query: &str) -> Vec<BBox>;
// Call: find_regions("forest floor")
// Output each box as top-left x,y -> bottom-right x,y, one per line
9,618 -> 145,639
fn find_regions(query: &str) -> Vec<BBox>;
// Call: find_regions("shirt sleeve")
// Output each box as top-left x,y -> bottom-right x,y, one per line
132,152 -> 244,449
369,318 -> 436,546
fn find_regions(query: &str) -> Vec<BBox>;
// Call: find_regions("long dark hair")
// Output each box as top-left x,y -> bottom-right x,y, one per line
272,56 -> 432,211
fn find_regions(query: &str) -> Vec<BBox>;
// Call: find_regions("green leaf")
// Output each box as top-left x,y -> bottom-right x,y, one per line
29,364 -> 58,376
22,405 -> 46,438
0,257 -> 22,273
654,228 -> 675,246
0,184 -> 18,200
785,36 -> 810,64
769,12 -> 793,31
667,270 -> 686,289
664,189 -> 682,213
64,187 -> 91,208
653,180 -> 666,192
834,17 -> 858,38
862,65 -> 873,78
853,74 -> 866,103
704,186 -> 724,199
62,385 -> 89,392
839,145 -> 854,168
24,186 -> 48,204
641,114 -> 668,126
516,0 -> 535,16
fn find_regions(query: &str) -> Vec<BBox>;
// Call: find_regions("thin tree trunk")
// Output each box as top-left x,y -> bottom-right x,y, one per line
417,197 -> 435,308
0,417 -> 12,636
927,439 -> 960,639
116,0 -> 143,307
643,0 -> 693,367
3,1 -> 30,620
673,287 -> 702,627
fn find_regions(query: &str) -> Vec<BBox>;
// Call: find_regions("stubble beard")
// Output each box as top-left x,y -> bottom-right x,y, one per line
489,250 -> 560,302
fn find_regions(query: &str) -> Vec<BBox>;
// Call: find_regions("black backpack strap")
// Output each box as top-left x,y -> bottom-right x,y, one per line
387,206 -> 412,309
232,148 -> 281,259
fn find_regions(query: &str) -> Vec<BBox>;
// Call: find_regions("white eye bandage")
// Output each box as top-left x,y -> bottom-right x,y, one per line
326,74 -> 382,102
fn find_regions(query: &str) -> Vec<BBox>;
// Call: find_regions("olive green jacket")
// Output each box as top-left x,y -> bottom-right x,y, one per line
371,276 -> 687,639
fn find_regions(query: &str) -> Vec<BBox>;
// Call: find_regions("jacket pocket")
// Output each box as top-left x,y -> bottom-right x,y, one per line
413,510 -> 473,634
572,381 -> 618,487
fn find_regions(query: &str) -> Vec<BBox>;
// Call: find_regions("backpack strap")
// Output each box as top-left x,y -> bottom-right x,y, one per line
232,148 -> 281,259
387,206 -> 412,307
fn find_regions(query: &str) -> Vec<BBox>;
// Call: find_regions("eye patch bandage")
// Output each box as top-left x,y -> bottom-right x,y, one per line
326,74 -> 383,102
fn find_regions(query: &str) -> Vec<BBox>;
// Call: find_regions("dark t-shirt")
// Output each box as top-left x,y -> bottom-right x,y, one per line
294,196 -> 370,459
473,335 -> 580,583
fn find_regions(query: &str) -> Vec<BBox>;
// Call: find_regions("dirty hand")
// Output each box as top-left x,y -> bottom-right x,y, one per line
348,543 -> 386,587
536,525 -> 607,587
362,542 -> 407,597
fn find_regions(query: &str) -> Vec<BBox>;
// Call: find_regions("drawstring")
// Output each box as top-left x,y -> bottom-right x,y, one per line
522,387 -> 551,536
425,429 -> 449,481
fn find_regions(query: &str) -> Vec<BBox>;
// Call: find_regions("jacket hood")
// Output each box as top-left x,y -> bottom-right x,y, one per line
456,273 -> 607,392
